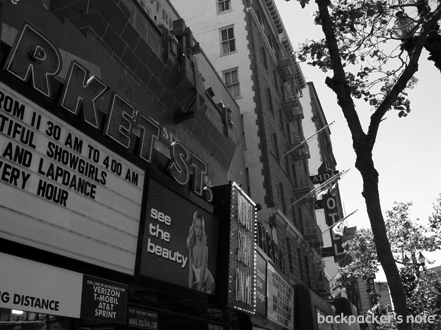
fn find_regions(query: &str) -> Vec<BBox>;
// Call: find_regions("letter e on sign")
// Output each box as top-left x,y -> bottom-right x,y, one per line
105,93 -> 135,149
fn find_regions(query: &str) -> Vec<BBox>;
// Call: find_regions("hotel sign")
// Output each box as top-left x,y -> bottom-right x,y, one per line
323,193 -> 344,259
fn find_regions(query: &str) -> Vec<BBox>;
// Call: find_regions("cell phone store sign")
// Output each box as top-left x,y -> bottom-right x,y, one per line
80,275 -> 128,323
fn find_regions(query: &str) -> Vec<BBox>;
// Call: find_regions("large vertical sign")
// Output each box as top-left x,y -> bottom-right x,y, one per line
0,82 -> 144,275
323,193 -> 344,259
140,179 -> 218,294
256,220 -> 284,271
267,264 -> 294,329
256,252 -> 267,316
227,182 -> 256,314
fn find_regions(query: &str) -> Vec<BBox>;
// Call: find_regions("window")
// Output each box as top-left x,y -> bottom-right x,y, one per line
294,118 -> 303,142
277,182 -> 286,214
268,35 -> 275,52
278,109 -> 284,129
169,35 -> 179,56
241,114 -> 247,149
297,249 -> 304,280
298,208 -> 304,235
220,26 -> 236,54
304,256 -> 311,287
271,133 -> 279,161
266,88 -> 274,114
223,68 -> 240,98
217,0 -> 230,13
286,161 -> 290,179
302,159 -> 309,177
292,164 -> 298,187
256,10 -> 263,26
261,47 -> 267,69
273,70 -> 278,90
245,167 -> 251,196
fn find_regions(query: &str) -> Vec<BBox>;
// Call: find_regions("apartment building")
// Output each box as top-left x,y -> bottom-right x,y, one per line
170,0 -> 334,329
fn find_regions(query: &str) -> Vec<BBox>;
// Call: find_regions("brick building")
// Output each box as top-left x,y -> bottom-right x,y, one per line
0,0 -> 256,329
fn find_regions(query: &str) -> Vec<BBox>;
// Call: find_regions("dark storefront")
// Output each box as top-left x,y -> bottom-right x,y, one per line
294,284 -> 336,330
327,298 -> 360,330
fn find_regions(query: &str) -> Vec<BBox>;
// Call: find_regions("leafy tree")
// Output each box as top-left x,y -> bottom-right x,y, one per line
334,199 -> 441,329
287,0 -> 441,328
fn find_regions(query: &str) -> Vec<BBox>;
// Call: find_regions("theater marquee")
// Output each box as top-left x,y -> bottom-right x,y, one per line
0,22 -> 216,275
0,82 -> 144,274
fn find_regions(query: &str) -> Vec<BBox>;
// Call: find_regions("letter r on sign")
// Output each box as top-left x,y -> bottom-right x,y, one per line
5,24 -> 61,98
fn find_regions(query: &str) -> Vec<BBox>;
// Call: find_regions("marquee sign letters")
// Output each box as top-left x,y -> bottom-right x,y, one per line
4,23 -> 213,201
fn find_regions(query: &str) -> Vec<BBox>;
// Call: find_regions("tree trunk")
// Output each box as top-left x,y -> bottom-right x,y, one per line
355,148 -> 412,330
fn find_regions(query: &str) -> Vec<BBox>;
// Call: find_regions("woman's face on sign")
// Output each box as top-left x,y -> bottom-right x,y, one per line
194,218 -> 202,240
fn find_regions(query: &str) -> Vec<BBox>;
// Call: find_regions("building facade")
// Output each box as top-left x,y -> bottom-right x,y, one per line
169,0 -> 334,329
0,1 -> 256,329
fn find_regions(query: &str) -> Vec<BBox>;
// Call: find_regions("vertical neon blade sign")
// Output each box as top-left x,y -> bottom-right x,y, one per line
228,182 -> 256,314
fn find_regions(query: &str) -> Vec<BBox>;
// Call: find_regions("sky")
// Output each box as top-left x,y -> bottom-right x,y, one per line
274,0 -> 441,276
